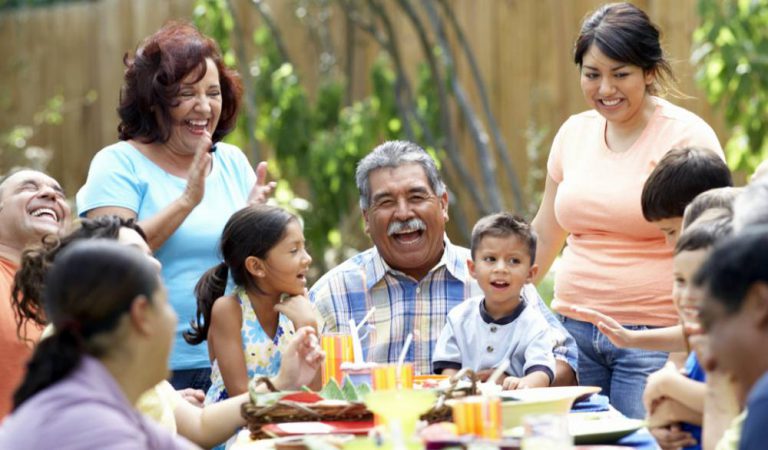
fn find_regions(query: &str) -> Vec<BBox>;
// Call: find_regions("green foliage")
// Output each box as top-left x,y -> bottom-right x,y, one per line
193,0 -> 444,270
0,93 -> 73,171
693,0 -> 768,173
193,0 -> 236,68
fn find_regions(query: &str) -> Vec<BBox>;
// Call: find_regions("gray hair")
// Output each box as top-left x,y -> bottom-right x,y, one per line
355,140 -> 446,210
734,177 -> 768,233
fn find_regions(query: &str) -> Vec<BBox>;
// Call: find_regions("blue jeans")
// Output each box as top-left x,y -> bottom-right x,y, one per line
559,315 -> 668,419
170,367 -> 212,392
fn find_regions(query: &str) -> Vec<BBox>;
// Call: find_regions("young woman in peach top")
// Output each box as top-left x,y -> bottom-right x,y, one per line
531,2 -> 723,419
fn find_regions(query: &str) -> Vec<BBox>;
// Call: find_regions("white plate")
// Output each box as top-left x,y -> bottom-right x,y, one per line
499,385 -> 601,403
569,412 -> 644,445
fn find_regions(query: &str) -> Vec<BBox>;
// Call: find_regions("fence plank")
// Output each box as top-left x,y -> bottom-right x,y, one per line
0,0 -> 728,216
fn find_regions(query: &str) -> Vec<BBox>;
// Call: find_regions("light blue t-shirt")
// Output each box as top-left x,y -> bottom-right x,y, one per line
76,141 -> 256,370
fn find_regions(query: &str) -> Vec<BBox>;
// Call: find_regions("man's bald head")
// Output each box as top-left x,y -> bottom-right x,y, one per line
0,170 -> 71,257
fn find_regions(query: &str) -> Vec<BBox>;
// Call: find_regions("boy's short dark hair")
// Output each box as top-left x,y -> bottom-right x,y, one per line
642,147 -> 732,222
470,212 -> 537,264
694,225 -> 768,314
674,215 -> 732,255
682,187 -> 742,230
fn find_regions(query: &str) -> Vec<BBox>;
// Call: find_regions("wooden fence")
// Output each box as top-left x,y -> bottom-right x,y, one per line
0,0 -> 726,211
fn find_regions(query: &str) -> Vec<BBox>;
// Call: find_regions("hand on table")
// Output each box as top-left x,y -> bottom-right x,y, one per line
502,376 -> 521,390
475,368 -> 494,383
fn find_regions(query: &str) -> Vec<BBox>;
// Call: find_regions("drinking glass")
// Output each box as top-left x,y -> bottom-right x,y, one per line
321,333 -> 354,385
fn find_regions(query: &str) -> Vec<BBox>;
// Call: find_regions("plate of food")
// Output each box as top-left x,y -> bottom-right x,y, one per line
569,412 -> 644,445
497,386 -> 602,429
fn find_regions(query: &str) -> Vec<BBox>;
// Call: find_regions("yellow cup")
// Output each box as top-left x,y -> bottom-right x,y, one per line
372,363 -> 414,390
452,395 -> 502,439
321,333 -> 354,386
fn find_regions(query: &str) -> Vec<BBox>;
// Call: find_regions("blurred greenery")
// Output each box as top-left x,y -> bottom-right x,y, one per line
0,94 -> 77,171
693,0 -> 768,174
193,0 -> 442,274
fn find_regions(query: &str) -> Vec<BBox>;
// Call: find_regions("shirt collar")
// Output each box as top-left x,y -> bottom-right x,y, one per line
479,298 -> 527,325
363,235 -> 470,289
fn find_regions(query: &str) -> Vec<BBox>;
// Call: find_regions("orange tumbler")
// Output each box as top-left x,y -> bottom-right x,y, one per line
452,396 -> 502,439
321,333 -> 354,385
371,363 -> 414,390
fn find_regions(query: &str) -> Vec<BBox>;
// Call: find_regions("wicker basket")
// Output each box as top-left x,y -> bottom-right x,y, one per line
241,371 -> 480,440
420,368 -> 480,423
241,378 -> 374,439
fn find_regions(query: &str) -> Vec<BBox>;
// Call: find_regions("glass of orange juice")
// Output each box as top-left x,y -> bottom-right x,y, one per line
371,363 -> 414,390
321,333 -> 354,386
452,395 -> 502,439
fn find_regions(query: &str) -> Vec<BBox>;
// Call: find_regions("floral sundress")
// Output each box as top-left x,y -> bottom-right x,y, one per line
204,287 -> 295,404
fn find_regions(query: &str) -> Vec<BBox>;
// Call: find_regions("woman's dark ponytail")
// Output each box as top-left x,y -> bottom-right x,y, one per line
13,325 -> 83,409
184,263 -> 228,345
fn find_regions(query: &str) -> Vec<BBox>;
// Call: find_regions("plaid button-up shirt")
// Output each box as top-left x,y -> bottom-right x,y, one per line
309,238 -> 578,375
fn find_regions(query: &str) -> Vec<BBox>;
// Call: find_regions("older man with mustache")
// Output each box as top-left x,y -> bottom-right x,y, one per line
310,141 -> 578,384
0,169 -> 71,418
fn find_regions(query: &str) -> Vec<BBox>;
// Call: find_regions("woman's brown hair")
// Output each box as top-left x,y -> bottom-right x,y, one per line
117,21 -> 243,144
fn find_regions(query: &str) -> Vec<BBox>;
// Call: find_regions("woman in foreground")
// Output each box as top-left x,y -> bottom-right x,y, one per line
0,240 -> 322,449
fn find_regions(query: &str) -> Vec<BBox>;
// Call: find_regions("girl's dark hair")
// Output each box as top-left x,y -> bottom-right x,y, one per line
14,240 -> 160,409
117,21 -> 243,144
12,216 -> 146,341
185,205 -> 297,344
574,2 -> 676,95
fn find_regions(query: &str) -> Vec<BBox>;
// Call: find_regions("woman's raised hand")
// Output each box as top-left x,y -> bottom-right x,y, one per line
181,131 -> 213,209
272,326 -> 325,391
248,161 -> 277,205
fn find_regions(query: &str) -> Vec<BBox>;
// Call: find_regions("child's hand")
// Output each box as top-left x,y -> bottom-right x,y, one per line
475,368 -> 495,383
273,326 -> 325,391
557,305 -> 634,348
177,388 -> 205,408
643,362 -> 680,414
502,376 -> 521,390
650,423 -> 697,450
275,290 -> 317,330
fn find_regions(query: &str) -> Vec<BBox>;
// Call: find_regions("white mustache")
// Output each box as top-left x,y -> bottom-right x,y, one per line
387,218 -> 426,236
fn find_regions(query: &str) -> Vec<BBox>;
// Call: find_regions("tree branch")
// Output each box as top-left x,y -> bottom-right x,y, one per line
437,0 -> 524,211
250,0 -> 292,65
395,0 -> 486,217
422,0 -> 503,213
226,0 -> 261,162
